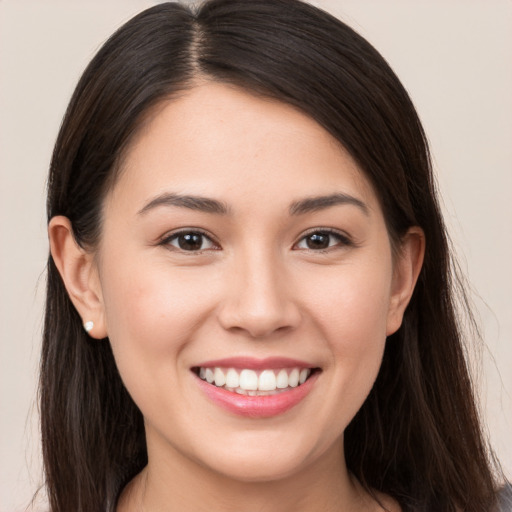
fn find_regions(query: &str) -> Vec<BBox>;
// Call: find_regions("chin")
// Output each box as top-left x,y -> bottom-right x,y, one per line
187,428 -> 332,484
205,451 -> 310,483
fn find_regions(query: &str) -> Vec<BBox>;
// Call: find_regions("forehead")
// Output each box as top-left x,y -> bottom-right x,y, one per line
106,82 -> 378,215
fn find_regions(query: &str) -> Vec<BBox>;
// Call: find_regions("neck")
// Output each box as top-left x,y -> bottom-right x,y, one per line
117,433 -> 389,512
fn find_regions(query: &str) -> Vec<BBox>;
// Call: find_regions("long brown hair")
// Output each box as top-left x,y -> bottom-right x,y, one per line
41,1 -> 502,510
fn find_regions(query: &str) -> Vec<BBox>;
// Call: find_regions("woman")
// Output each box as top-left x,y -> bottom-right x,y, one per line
41,0 -> 506,510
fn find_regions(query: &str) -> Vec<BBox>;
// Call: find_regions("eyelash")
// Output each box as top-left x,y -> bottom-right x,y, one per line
159,229 -> 220,253
159,228 -> 353,253
293,228 -> 354,252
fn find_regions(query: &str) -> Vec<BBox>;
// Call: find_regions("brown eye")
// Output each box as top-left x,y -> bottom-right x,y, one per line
295,230 -> 350,251
165,231 -> 216,251
304,232 -> 331,249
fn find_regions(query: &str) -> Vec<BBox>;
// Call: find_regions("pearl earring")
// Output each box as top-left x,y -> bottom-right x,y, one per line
84,321 -> 94,333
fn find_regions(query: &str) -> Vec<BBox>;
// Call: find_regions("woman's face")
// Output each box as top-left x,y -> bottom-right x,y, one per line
94,82 -> 411,482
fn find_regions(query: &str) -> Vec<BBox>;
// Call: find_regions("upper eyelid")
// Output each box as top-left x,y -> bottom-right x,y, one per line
159,228 -> 220,249
296,227 -> 351,241
161,227 -> 216,241
300,227 -> 345,235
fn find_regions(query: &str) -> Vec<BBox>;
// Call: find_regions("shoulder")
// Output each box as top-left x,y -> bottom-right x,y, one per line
497,482 -> 512,512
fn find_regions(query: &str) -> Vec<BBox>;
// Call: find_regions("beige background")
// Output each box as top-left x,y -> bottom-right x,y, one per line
1,1 -> 511,510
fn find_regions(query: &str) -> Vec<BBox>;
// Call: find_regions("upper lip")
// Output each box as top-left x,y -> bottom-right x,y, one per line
193,356 -> 317,370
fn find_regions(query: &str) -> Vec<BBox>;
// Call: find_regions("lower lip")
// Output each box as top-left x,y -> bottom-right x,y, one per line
195,372 -> 319,418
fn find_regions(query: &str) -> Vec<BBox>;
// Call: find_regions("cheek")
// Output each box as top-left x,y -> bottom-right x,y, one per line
302,261 -> 392,420
100,258 -> 216,383
326,279 -> 389,382
306,261 -> 392,349
98,258 -> 226,430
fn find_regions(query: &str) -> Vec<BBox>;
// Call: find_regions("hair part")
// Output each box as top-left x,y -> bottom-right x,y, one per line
41,1 -> 501,510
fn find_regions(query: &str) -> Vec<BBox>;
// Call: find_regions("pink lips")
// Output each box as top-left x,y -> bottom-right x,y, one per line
193,357 -> 319,418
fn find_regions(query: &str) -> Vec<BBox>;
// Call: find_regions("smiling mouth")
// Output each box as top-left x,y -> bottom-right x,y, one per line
192,366 -> 320,396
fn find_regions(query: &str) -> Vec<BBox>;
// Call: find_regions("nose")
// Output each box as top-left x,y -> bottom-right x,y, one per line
217,250 -> 302,339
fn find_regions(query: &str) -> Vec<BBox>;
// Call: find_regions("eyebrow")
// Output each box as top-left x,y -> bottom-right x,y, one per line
137,191 -> 369,217
289,193 -> 369,216
138,193 -> 230,216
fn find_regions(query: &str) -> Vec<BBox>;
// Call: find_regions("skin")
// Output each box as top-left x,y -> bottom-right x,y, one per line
50,82 -> 424,511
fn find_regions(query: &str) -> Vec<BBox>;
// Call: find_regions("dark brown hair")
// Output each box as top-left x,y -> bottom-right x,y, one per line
41,1 -> 502,510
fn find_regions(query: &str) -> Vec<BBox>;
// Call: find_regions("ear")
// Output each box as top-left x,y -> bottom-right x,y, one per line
386,227 -> 425,336
48,216 -> 107,339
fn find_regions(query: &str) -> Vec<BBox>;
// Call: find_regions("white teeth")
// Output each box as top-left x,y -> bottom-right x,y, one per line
198,366 -> 313,393
225,368 -> 239,388
214,367 -> 226,387
288,368 -> 300,387
276,369 -> 289,389
258,370 -> 277,391
239,369 -> 258,391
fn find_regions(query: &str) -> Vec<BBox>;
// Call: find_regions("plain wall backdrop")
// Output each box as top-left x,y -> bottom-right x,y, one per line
1,1 -> 511,510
